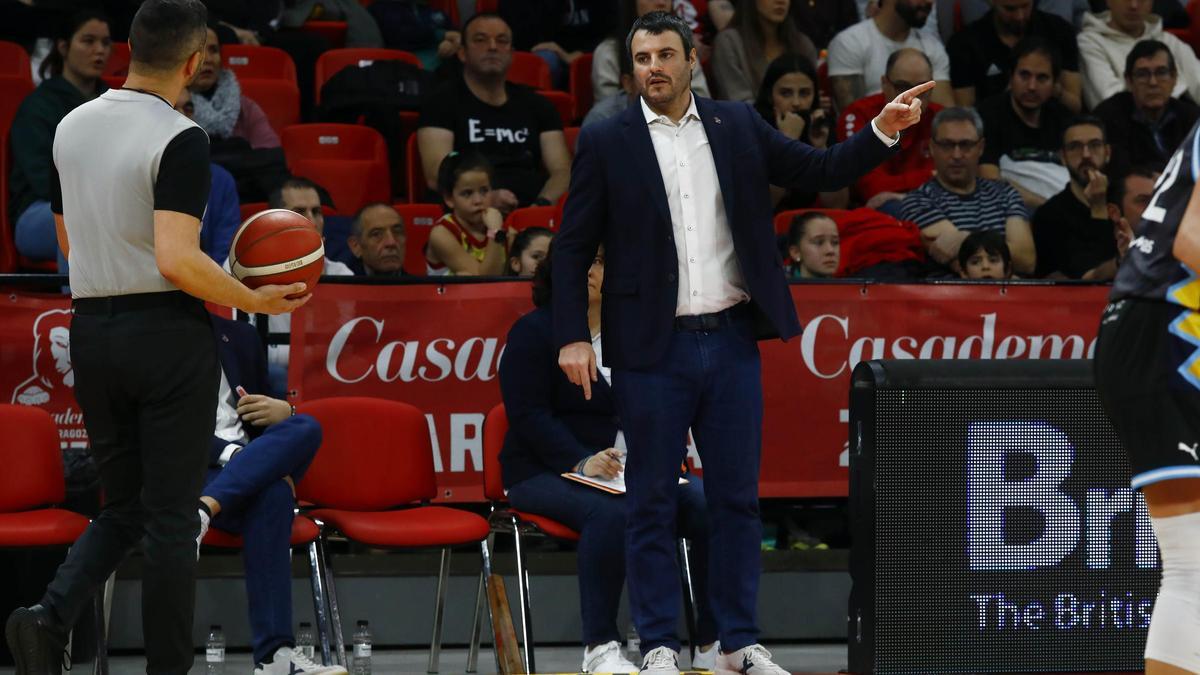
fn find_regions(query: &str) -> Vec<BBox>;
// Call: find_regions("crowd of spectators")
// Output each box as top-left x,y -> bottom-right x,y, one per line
6,0 -> 1196,284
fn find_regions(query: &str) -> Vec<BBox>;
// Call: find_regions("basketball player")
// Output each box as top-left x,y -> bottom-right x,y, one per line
5,2 -> 307,673
1094,119 -> 1200,674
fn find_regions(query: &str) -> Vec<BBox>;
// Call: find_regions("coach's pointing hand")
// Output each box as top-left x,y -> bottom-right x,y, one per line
250,283 -> 311,315
559,341 -> 598,400
874,80 -> 936,138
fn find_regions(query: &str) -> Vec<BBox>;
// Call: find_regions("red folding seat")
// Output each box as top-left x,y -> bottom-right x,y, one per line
508,51 -> 552,90
535,89 -> 573,125
239,78 -> 301,134
222,44 -> 298,84
0,40 -> 32,81
505,205 -> 560,232
391,202 -> 443,275
568,52 -> 593,120
314,48 -> 422,105
281,123 -> 391,214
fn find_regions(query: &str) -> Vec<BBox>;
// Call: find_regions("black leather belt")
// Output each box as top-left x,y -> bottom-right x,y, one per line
72,291 -> 192,315
674,303 -> 749,332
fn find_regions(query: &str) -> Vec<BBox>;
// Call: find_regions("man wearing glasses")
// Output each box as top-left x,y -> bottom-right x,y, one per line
836,47 -> 942,215
1031,116 -> 1121,279
1094,40 -> 1200,181
899,106 -> 1036,275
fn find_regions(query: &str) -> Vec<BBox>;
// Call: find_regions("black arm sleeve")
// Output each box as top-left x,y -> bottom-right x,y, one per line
154,127 -> 211,219
49,161 -> 63,215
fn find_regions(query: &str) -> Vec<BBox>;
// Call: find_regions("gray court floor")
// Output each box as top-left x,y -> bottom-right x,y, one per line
0,643 -> 846,674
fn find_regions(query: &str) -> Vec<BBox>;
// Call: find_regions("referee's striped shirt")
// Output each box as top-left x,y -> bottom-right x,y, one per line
899,177 -> 1028,232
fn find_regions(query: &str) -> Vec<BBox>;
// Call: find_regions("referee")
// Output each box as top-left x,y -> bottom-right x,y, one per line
5,2 -> 308,674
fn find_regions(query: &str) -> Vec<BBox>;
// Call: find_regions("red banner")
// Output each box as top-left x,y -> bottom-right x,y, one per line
289,281 -> 1111,500
0,283 -> 1112,501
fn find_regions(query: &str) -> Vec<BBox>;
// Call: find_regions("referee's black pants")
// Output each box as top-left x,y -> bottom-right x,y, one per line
42,293 -> 218,675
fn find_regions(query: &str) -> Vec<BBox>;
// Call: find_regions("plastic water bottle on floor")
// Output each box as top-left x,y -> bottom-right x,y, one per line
296,621 -> 315,660
352,620 -> 372,675
626,624 -> 640,656
205,624 -> 225,675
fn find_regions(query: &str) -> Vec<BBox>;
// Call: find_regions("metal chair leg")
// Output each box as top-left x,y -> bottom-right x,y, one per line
466,540 -> 487,673
427,547 -> 451,673
678,538 -> 698,662
316,527 -> 346,666
307,539 -> 333,665
511,518 -> 534,674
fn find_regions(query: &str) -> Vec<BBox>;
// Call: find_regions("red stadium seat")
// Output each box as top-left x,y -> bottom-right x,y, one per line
774,208 -> 849,236
475,0 -> 499,12
505,205 -> 559,231
0,406 -> 91,546
568,51 -> 593,120
240,202 -> 269,223
281,124 -> 391,214
0,75 -> 32,135
314,48 -> 422,105
0,40 -> 32,81
104,40 -> 129,79
239,79 -> 301,134
563,125 -> 580,156
296,397 -> 489,672
535,89 -> 573,125
299,20 -> 348,49
222,44 -> 297,84
392,202 -> 443,275
509,51 -> 553,90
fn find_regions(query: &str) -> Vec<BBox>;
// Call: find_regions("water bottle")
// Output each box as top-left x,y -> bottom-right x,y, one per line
352,620 -> 372,675
205,625 -> 225,675
626,623 -> 640,656
296,621 -> 315,660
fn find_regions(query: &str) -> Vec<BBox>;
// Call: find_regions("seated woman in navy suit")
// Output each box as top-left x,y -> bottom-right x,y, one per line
498,249 -> 718,674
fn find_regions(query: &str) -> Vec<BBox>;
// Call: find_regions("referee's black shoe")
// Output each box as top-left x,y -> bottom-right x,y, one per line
5,605 -> 68,675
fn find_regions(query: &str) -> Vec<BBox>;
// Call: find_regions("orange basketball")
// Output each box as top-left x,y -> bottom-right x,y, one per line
229,209 -> 324,298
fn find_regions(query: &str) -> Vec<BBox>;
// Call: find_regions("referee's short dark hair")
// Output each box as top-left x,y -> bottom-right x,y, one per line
626,11 -> 693,64
129,0 -> 208,73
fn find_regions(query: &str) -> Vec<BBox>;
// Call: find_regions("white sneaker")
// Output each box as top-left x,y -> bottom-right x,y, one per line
715,644 -> 789,675
254,645 -> 348,674
639,645 -> 681,675
692,640 -> 720,671
195,508 -> 209,560
581,640 -> 638,673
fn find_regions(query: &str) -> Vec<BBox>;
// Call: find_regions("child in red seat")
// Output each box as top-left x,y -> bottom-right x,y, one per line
425,152 -> 513,276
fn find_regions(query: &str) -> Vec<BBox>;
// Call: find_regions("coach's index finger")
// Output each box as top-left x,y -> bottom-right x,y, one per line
898,81 -> 936,104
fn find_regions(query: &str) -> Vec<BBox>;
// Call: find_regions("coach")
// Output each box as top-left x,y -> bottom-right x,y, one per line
552,11 -> 932,675
5,2 -> 306,674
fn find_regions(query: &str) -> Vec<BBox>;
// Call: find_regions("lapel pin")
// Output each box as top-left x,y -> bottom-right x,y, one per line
714,116 -> 722,124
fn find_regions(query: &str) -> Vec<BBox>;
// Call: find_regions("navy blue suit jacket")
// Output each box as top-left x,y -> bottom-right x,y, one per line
209,315 -> 270,466
551,96 -> 897,369
498,307 -> 621,489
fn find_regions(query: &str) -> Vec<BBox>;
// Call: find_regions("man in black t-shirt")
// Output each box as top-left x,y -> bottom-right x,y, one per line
417,12 -> 571,211
947,0 -> 1081,112
1032,116 -> 1118,279
978,37 -> 1072,207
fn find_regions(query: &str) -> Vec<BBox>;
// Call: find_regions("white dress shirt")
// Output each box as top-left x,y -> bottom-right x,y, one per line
640,95 -> 898,317
214,369 -> 249,464
592,332 -> 627,452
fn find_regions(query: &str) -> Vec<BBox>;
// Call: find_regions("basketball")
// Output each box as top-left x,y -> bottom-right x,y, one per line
229,208 -> 324,298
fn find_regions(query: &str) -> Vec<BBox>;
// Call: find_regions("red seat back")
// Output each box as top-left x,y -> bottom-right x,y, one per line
505,205 -> 559,231
222,44 -> 297,84
0,405 -> 65,511
568,52 -> 593,120
239,201 -> 269,223
1,77 -> 34,273
315,48 -> 422,104
483,403 -> 508,502
239,79 -> 300,135
392,202 -> 443,275
0,41 -> 32,81
104,41 -> 129,77
296,397 -> 436,510
282,123 -> 391,214
300,20 -> 348,49
535,89 -> 572,125
509,51 -> 552,90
